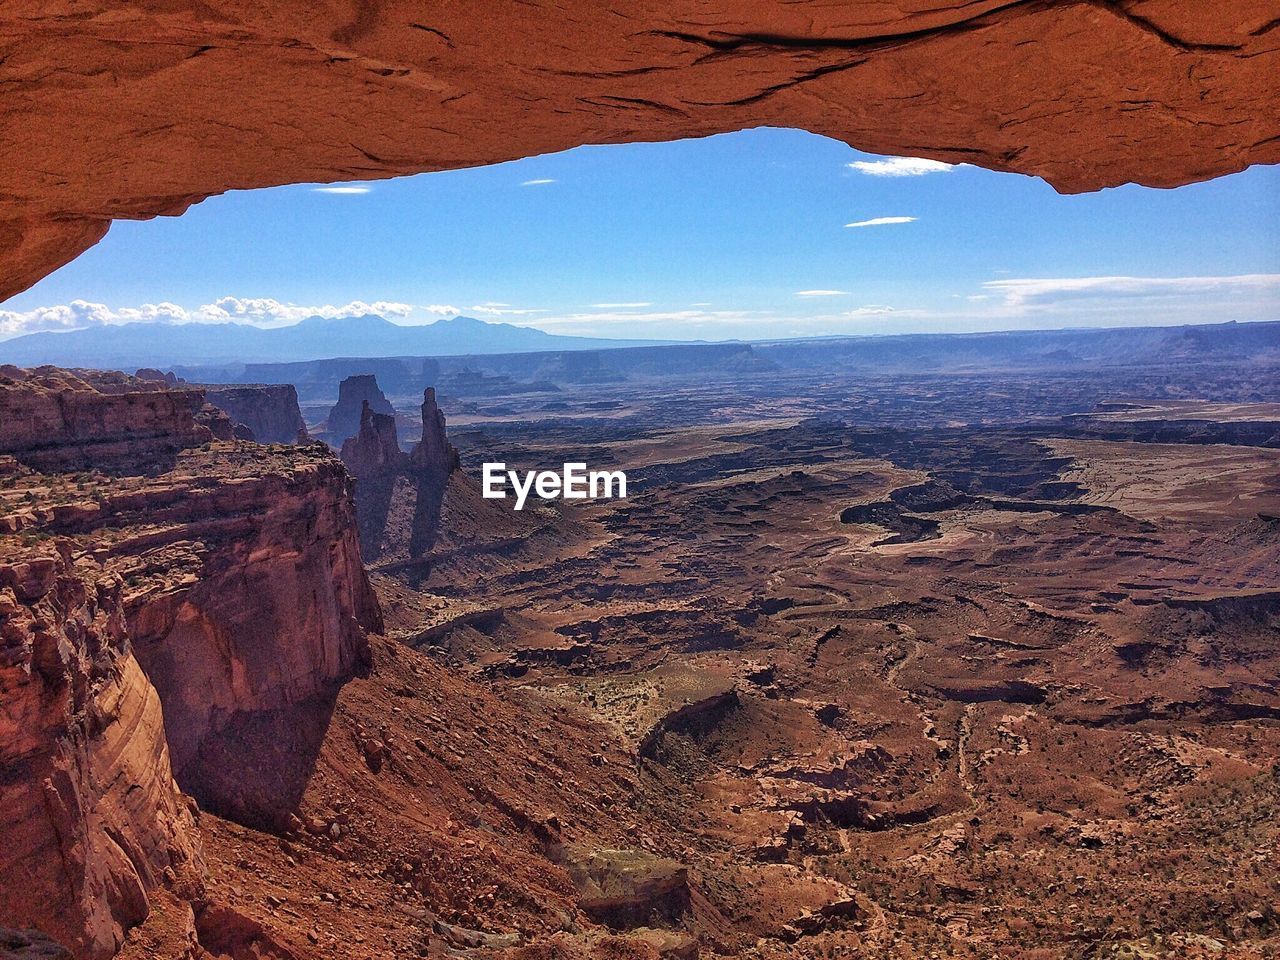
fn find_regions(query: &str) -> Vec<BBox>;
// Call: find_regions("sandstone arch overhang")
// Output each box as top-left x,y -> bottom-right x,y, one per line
2,0 -> 1278,300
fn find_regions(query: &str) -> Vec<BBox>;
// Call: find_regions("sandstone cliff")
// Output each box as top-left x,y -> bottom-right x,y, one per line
0,366 -> 211,474
410,387 -> 460,476
9,443 -> 385,823
0,368 -> 382,952
340,400 -> 405,479
113,452 -> 381,824
0,548 -> 203,960
194,401 -> 241,440
326,375 -> 394,446
203,384 -> 310,444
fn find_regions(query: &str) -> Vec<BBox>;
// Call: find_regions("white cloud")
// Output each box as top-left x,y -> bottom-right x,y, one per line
468,303 -> 547,317
847,156 -> 957,177
520,179 -> 556,186
421,304 -> 463,317
983,274 -> 1280,310
590,302 -> 653,308
0,297 -> 419,338
845,217 -> 917,228
531,308 -> 766,330
198,297 -> 414,326
313,186 -> 371,195
0,299 -> 215,338
0,296 -> 590,338
795,290 -> 849,297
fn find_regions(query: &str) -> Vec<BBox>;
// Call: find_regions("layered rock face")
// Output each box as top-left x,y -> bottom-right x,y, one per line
13,451 -> 384,820
114,455 -> 382,823
193,401 -> 241,441
326,375 -> 395,445
2,1 -> 1278,299
0,548 -> 202,960
0,367 -> 211,474
202,384 -> 310,444
0,368 -> 382,951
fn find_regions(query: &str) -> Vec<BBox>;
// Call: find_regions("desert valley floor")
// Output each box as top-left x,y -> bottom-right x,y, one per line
2,346 -> 1279,959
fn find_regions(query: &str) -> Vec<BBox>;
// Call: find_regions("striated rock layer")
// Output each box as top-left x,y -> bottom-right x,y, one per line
113,454 -> 382,824
2,1 -> 1279,298
0,367 -> 211,474
0,548 -> 203,960
0,368 -> 382,952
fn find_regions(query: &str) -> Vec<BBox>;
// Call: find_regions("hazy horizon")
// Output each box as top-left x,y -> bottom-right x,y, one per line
5,306 -> 1280,347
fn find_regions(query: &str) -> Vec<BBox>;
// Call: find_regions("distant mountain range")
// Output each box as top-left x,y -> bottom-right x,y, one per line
0,314 -> 664,368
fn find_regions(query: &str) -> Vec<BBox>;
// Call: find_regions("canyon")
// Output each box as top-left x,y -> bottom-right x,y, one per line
3,328 -> 1277,958
1,2 -> 1277,952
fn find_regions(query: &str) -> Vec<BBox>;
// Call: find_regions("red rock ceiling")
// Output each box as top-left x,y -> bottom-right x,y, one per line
2,0 -> 1277,300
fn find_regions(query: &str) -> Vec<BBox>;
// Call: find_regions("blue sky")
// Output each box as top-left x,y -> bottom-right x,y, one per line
2,127 -> 1277,341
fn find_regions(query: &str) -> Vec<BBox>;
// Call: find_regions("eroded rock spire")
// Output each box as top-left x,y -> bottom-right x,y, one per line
411,387 -> 460,477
